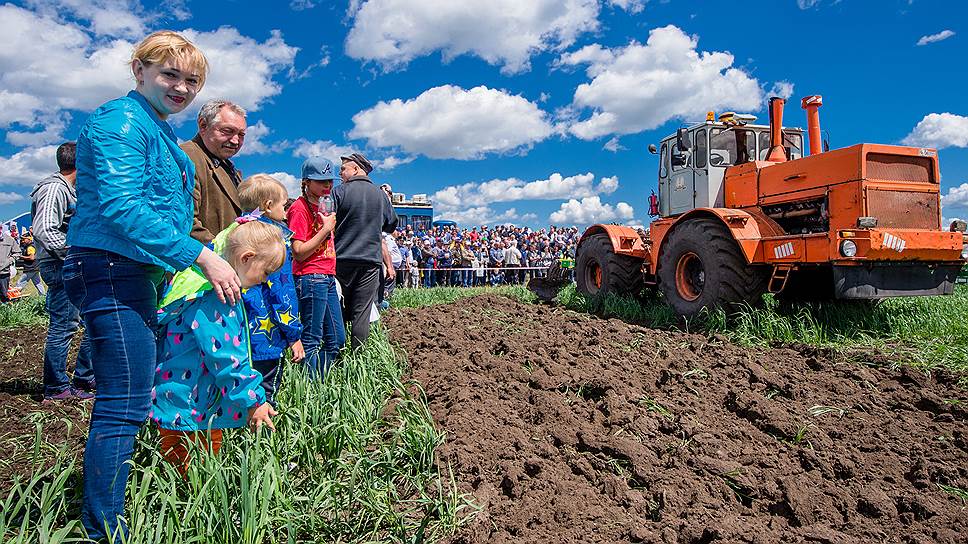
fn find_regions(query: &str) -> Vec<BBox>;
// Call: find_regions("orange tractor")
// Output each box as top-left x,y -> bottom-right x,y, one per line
560,95 -> 967,317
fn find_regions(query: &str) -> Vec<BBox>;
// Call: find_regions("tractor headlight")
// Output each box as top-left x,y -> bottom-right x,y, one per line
840,240 -> 857,257
961,244 -> 968,260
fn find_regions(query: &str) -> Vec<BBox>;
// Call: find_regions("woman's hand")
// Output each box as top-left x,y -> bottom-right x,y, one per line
248,403 -> 277,432
195,247 -> 241,304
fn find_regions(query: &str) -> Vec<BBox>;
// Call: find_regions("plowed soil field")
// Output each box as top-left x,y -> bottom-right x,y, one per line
0,325 -> 90,489
386,294 -> 968,544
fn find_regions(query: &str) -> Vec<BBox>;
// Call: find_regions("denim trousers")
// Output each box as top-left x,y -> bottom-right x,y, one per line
63,248 -> 163,541
295,274 -> 345,378
40,259 -> 94,395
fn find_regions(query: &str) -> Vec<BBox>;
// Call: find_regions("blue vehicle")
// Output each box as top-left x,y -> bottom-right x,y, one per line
5,211 -> 32,235
391,193 -> 434,231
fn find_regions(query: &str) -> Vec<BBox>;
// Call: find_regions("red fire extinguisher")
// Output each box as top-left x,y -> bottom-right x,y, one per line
648,190 -> 659,216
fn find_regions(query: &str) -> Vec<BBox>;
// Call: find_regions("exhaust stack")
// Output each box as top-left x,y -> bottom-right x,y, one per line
765,97 -> 787,163
801,95 -> 823,155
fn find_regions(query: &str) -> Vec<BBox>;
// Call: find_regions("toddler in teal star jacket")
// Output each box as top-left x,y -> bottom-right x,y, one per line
151,220 -> 285,470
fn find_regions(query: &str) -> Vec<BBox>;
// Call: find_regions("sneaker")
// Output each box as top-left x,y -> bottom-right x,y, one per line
73,379 -> 97,393
43,387 -> 94,402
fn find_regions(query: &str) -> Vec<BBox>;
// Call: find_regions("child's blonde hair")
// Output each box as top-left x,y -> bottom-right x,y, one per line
238,174 -> 288,212
131,31 -> 209,87
224,221 -> 285,270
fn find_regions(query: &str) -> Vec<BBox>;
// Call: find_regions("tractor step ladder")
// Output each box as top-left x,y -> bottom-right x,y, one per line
768,265 -> 794,293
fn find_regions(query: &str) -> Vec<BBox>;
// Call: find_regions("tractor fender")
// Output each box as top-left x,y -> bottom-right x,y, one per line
579,224 -> 648,260
658,208 -> 783,265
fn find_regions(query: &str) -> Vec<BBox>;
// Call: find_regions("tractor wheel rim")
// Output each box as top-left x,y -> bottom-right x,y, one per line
675,252 -> 704,302
586,261 -> 602,292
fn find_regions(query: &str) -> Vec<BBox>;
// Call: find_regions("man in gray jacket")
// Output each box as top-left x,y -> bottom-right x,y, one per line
0,225 -> 19,302
30,142 -> 94,400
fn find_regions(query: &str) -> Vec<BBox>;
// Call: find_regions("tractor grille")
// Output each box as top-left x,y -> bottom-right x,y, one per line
866,189 -> 940,230
866,153 -> 934,183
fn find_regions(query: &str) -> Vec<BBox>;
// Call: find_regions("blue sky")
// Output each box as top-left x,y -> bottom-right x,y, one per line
0,0 -> 966,228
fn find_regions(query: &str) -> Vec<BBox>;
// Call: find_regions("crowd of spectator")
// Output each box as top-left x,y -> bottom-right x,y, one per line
388,224 -> 580,288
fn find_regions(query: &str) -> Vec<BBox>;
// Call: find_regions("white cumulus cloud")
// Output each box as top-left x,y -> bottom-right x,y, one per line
917,30 -> 955,46
290,139 -> 409,171
350,85 -> 553,160
292,139 -> 356,161
607,0 -> 646,13
345,0 -> 600,74
236,121 -> 291,156
0,145 -> 59,186
941,182 -> 968,210
268,171 -> 302,199
436,206 -> 536,226
0,4 -> 297,144
550,196 -> 635,225
902,113 -> 968,149
0,191 -> 26,205
432,172 -> 619,209
561,25 -> 765,140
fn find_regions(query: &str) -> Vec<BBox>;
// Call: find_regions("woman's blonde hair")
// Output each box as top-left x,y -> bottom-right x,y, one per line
224,221 -> 285,270
238,174 -> 288,212
131,31 -> 209,87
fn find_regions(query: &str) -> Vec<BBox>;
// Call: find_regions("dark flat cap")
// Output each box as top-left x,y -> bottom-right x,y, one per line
340,152 -> 373,174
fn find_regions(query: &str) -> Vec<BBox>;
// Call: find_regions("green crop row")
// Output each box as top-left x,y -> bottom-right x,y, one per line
1,326 -> 471,543
553,284 -> 968,375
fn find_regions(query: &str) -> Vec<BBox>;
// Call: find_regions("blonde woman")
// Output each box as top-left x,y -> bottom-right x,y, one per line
63,31 -> 240,540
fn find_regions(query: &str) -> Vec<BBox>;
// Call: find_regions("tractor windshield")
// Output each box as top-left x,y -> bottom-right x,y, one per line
709,128 -> 756,167
757,131 -> 804,161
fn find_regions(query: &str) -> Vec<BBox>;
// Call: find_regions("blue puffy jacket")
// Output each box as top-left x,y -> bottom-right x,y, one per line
69,91 -> 203,272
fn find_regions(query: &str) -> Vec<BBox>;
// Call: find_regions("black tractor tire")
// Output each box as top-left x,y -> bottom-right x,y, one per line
575,233 -> 644,298
657,218 -> 768,317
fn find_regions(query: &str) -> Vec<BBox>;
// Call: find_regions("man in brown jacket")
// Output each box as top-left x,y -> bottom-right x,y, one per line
181,99 -> 247,244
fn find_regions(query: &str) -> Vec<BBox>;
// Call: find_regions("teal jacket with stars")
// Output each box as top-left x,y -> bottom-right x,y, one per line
151,273 -> 266,432
239,215 -> 302,362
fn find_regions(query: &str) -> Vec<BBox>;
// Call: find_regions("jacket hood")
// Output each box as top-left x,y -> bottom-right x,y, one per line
158,265 -> 212,326
29,173 -> 70,199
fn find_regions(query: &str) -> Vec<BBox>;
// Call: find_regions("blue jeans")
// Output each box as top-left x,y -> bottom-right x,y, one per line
63,248 -> 163,541
296,274 -> 345,378
40,259 -> 94,395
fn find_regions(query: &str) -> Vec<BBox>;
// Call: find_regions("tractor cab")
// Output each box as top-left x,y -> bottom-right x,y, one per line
654,116 -> 805,217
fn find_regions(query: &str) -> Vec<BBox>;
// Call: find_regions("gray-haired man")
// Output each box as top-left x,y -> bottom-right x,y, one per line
181,99 -> 247,244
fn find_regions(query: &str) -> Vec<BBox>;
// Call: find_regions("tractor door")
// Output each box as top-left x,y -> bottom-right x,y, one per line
669,131 -> 694,215
692,128 -> 716,208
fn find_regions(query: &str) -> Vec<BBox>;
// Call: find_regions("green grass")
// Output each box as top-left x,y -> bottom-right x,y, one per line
1,325 -> 470,543
554,283 -> 968,374
390,285 -> 536,309
0,295 -> 47,329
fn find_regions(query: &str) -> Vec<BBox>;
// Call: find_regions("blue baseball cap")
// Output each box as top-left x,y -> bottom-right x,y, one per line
301,157 -> 337,181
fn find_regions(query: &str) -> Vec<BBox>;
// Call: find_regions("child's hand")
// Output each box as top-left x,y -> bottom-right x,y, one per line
248,403 -> 277,432
290,340 -> 305,362
320,213 -> 336,232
